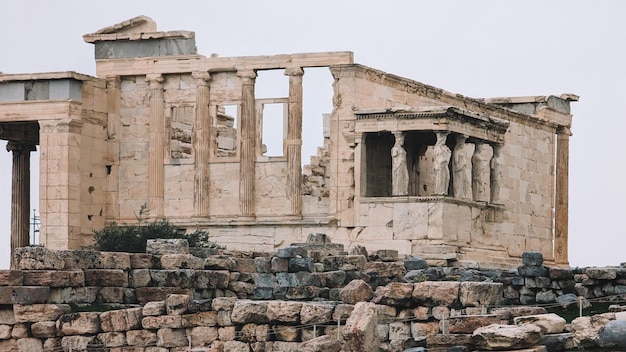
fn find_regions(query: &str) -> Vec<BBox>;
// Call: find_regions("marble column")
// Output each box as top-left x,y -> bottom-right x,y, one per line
7,141 -> 36,269
554,126 -> 571,266
285,67 -> 304,215
146,74 -> 165,217
238,70 -> 257,217
193,71 -> 212,217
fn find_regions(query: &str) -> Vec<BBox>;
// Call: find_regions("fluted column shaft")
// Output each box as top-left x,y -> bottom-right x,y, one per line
555,126 -> 571,266
146,74 -> 165,217
7,141 -> 36,269
285,67 -> 304,216
193,71 -> 212,217
238,70 -> 257,217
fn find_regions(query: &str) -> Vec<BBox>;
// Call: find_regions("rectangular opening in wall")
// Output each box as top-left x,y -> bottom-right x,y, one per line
214,104 -> 239,158
260,102 -> 287,157
169,106 -> 193,159
364,131 -> 394,197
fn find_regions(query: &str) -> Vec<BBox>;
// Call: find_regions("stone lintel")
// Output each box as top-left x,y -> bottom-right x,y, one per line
0,101 -> 83,122
0,71 -> 98,83
94,51 -> 354,77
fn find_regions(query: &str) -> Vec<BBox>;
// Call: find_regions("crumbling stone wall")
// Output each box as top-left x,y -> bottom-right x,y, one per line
1,239 -> 624,351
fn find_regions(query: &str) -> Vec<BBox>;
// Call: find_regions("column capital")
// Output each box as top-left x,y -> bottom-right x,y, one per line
106,75 -> 121,89
237,69 -> 257,83
284,67 -> 304,77
145,73 -> 164,88
192,71 -> 212,85
6,140 -> 36,153
557,126 -> 572,137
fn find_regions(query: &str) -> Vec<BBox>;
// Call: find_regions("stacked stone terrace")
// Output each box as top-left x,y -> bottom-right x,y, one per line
2,236 -> 626,351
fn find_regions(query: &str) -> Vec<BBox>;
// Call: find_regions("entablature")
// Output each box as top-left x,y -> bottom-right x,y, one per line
354,107 -> 509,143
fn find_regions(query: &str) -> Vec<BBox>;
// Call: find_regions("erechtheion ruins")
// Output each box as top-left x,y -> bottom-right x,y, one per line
0,16 -> 576,268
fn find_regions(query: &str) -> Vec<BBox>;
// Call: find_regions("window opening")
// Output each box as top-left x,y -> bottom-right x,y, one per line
260,102 -> 287,157
215,104 -> 238,157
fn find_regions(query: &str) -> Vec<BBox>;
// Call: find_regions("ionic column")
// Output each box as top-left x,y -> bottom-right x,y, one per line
554,126 -> 571,266
7,141 -> 36,269
193,71 -> 212,217
285,67 -> 304,215
238,70 -> 257,217
146,74 -> 165,217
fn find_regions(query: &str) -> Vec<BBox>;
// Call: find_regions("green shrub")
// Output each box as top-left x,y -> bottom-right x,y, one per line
91,203 -> 224,253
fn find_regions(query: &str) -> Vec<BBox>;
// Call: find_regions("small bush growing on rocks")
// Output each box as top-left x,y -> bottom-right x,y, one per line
91,203 -> 224,253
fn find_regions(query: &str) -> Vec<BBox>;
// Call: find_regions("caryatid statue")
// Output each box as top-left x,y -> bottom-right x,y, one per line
391,132 -> 409,196
490,143 -> 504,204
472,141 -> 489,202
433,132 -> 451,195
453,134 -> 471,199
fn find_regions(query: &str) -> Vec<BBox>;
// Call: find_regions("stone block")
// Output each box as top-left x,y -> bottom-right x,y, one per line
364,262 -> 405,278
299,335 -> 341,352
204,256 -> 237,271
129,253 -> 156,269
84,269 -> 128,287
166,293 -> 190,315
340,279 -> 374,304
97,332 -> 127,347
30,320 -> 57,338
586,267 -> 617,280
0,324 -> 12,339
271,257 -> 289,272
301,303 -> 334,325
189,326 -> 218,346
0,309 -> 15,325
372,283 -> 414,306
235,258 -> 256,273
14,304 -> 70,323
286,286 -> 320,300
126,329 -> 156,346
188,298 -> 213,313
343,302 -> 379,352
100,307 -> 143,332
514,313 -> 566,334
413,281 -> 460,307
471,324 -> 543,350
0,339 -> 17,351
404,257 -> 428,271
57,312 -> 101,335
182,311 -> 217,327
231,300 -> 268,324
459,282 -> 503,307
266,301 -> 303,324
195,270 -> 230,289
156,328 -> 187,348
22,270 -> 84,288
320,270 -> 347,288
15,247 -> 65,270
98,287 -> 125,303
160,254 -> 203,269
142,315 -> 184,329
17,338 -> 42,352
0,287 -> 50,304
142,301 -> 166,316
150,269 -> 194,288
522,251 -> 544,266
129,269 -> 151,287
275,246 -> 307,258
61,250 -> 130,270
146,239 -> 190,255
0,271 -> 23,286
447,314 -> 500,333
212,297 -> 237,311
254,287 -> 274,300
136,287 -> 193,304
288,258 -> 313,272
254,257 -> 271,273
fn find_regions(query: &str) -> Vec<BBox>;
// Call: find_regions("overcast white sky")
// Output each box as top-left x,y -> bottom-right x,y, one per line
1,1 -> 624,269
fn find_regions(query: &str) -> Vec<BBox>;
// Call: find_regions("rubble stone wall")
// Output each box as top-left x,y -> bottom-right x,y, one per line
0,245 -> 623,351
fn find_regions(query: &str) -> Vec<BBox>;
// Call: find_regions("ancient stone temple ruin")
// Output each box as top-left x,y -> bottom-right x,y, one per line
0,16 -> 576,268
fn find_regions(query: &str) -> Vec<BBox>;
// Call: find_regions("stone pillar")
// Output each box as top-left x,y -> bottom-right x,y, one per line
7,141 -> 36,269
285,67 -> 304,215
238,70 -> 257,217
391,131 -> 408,196
146,74 -> 165,217
554,126 -> 571,266
193,71 -> 212,217
490,143 -> 504,204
